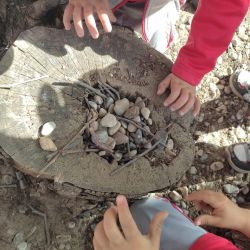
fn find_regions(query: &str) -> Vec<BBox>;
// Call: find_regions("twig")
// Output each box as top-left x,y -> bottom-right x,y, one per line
28,205 -> 50,245
65,77 -> 106,99
116,116 -> 154,136
0,184 -> 17,188
37,115 -> 98,177
0,75 -> 49,89
102,81 -> 120,100
61,148 -> 99,156
110,138 -> 164,176
100,84 -> 116,100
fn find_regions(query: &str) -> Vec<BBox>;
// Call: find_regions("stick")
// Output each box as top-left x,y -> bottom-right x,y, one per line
110,138 -> 164,176
37,115 -> 98,177
28,205 -> 50,245
0,75 -> 49,89
116,116 -> 154,136
0,184 -> 17,188
102,81 -> 120,100
65,77 -> 106,99
61,148 -> 99,155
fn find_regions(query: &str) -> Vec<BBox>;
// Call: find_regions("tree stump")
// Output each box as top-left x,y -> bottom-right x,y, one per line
0,26 -> 195,196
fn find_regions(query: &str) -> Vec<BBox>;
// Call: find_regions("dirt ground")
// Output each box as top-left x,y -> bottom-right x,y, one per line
0,1 -> 249,250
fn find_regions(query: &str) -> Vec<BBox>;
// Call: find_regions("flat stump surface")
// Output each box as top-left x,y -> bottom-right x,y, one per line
0,26 -> 195,195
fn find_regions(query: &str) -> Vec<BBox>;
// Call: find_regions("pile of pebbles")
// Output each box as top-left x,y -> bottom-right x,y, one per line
83,88 -> 165,165
38,82 -> 172,170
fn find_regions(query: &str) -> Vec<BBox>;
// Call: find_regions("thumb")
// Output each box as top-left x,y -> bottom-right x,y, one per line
195,214 -> 221,227
149,211 -> 168,247
157,74 -> 172,95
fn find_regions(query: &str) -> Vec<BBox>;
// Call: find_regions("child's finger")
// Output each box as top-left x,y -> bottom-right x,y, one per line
192,97 -> 201,117
73,5 -> 84,37
179,95 -> 195,116
103,206 -> 125,244
164,82 -> 181,107
63,4 -> 74,30
157,75 -> 171,95
116,195 -> 141,240
94,221 -> 109,247
84,5 -> 99,39
170,89 -> 189,111
194,214 -> 221,227
96,4 -> 112,32
104,0 -> 117,22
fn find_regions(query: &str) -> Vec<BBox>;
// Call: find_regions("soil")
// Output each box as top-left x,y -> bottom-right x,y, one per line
0,1 -> 249,250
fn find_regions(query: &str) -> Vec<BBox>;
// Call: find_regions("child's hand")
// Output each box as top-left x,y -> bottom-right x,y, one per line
93,195 -> 168,250
63,0 -> 116,38
186,190 -> 250,235
157,73 -> 200,117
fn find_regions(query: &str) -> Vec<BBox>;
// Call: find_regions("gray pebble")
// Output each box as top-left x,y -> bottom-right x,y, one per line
90,121 -> 99,131
115,152 -> 123,161
108,122 -> 121,136
133,129 -> 143,145
118,127 -> 126,134
189,166 -> 198,175
94,95 -> 103,105
144,142 -> 152,149
99,108 -> 107,118
121,121 -> 128,129
223,184 -> 240,194
98,151 -> 106,156
169,191 -> 182,202
133,116 -> 141,123
113,132 -> 129,145
105,97 -> 114,109
17,242 -> 30,250
129,150 -> 137,157
93,130 -> 109,144
147,118 -> 153,126
105,137 -> 116,149
128,123 -> 137,133
124,106 -> 140,119
210,161 -> 224,171
101,114 -> 117,128
141,107 -> 150,120
129,142 -> 137,150
88,101 -> 98,110
114,98 -> 130,115
14,232 -> 24,246
108,103 -> 115,113
242,186 -> 249,195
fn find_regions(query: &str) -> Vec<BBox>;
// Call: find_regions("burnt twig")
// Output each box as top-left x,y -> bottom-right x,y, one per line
110,138 -> 164,176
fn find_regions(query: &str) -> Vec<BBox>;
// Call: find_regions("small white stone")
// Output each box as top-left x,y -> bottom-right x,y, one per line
141,107 -> 150,120
147,118 -> 153,125
133,116 -> 141,123
235,126 -> 246,139
41,121 -> 56,136
98,151 -> 106,157
39,137 -> 57,152
169,191 -> 182,202
67,221 -> 76,229
210,161 -> 224,171
101,114 -> 117,128
115,152 -> 123,161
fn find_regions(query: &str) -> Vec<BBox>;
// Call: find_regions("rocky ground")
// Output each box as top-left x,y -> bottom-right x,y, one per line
0,1 -> 249,250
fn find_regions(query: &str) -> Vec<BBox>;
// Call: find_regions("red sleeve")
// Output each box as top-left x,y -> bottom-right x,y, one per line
172,0 -> 250,86
190,233 -> 240,250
